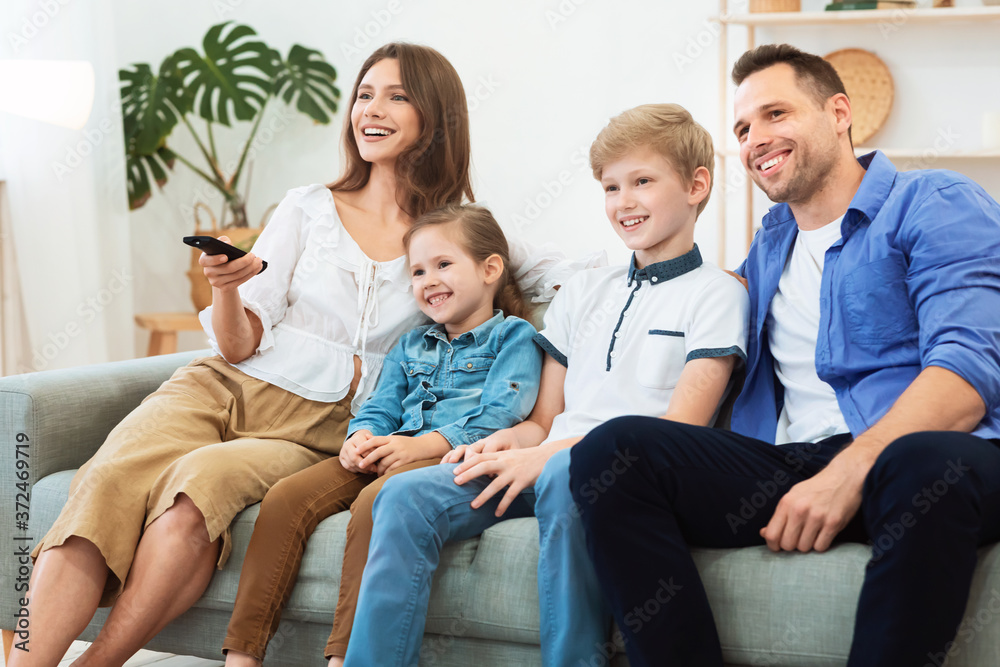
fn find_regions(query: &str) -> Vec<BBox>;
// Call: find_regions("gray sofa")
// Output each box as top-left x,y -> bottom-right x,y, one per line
3,351 -> 1000,666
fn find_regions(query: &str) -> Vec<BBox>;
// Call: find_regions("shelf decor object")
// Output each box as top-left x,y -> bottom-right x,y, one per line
750,0 -> 801,12
822,48 -> 894,145
825,1 -> 916,10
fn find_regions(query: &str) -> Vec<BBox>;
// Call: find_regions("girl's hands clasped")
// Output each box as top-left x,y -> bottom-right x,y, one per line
357,432 -> 451,476
340,429 -> 374,474
199,235 -> 265,292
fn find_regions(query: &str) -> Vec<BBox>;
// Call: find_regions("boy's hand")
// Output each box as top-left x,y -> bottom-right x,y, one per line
453,445 -> 554,517
478,428 -> 523,453
442,444 -> 476,464
442,428 -> 521,464
340,429 -> 373,473
358,432 -> 451,476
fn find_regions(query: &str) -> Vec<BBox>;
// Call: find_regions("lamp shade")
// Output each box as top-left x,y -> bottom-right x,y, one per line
0,60 -> 95,129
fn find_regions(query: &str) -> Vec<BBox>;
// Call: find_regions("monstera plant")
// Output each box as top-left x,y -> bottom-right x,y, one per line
120,21 -> 340,227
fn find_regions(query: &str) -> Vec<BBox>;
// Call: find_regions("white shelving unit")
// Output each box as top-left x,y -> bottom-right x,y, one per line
714,2 -> 1000,263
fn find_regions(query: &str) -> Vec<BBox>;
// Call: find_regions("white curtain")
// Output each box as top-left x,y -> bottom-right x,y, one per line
0,0 -> 133,375
0,182 -> 29,376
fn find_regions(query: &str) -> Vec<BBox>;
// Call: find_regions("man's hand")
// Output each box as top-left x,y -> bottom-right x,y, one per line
761,448 -> 872,552
340,430 -> 374,474
441,428 -> 520,464
357,432 -> 451,476
724,269 -> 748,291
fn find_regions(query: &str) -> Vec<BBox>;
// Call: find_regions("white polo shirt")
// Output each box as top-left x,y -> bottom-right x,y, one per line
534,245 -> 750,443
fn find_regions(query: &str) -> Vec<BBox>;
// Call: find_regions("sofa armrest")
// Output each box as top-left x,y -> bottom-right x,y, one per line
1,351 -> 205,482
0,350 -> 205,627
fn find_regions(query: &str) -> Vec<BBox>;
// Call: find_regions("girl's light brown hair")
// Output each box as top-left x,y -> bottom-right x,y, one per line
403,204 -> 531,322
328,43 -> 474,218
589,103 -> 715,217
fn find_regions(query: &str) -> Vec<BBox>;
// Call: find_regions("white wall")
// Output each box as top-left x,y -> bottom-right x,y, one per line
6,0 -> 1000,362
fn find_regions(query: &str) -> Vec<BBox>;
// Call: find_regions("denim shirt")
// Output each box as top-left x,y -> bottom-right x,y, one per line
734,151 -> 1000,442
348,311 -> 543,447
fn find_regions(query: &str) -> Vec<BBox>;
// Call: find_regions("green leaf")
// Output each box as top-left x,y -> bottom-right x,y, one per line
119,59 -> 190,156
172,22 -> 279,126
125,145 -> 176,210
273,44 -> 340,124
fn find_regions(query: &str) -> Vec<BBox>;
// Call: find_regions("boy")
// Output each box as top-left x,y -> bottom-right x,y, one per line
343,103 -> 749,666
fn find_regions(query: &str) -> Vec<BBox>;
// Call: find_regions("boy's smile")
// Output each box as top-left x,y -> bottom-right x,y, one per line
601,147 -> 705,268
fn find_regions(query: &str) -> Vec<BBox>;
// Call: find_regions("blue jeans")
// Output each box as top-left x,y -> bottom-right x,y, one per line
345,449 -> 613,666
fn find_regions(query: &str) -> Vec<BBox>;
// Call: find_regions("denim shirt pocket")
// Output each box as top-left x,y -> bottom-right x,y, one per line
843,257 -> 918,350
404,360 -> 437,379
451,354 -> 495,390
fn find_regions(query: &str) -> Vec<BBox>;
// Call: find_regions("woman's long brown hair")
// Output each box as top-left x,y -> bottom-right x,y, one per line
328,43 -> 474,219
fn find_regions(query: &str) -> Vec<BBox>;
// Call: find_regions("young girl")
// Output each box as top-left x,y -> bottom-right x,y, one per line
223,204 -> 542,665
20,42 -> 594,667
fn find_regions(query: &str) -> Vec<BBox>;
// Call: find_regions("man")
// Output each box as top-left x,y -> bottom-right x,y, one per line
569,43 -> 1000,667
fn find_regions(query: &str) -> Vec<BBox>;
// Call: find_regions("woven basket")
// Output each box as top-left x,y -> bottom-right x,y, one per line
823,48 -> 894,146
749,0 -> 801,12
187,202 -> 267,311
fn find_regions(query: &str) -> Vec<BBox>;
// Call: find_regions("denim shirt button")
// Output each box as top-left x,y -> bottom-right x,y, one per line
466,362 -> 473,369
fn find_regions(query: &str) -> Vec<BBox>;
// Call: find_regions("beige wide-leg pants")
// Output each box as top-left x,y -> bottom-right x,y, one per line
31,355 -> 354,606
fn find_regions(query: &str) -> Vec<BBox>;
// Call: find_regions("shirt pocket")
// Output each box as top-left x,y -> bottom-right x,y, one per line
452,354 -> 494,387
636,330 -> 686,390
843,257 -> 918,349
403,360 -> 437,384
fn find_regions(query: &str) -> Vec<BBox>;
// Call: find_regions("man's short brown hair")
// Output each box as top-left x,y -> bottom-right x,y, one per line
589,103 -> 715,217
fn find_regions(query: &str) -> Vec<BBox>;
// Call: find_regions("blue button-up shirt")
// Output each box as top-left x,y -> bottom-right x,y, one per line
348,311 -> 543,447
734,151 -> 1000,443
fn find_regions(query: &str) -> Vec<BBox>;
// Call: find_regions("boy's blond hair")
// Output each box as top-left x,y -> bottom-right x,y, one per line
590,103 -> 715,217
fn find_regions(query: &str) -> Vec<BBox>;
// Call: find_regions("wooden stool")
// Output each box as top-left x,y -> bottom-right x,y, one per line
135,312 -> 204,356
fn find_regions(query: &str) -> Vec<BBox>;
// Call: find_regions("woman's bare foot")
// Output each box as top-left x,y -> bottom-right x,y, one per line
225,650 -> 262,667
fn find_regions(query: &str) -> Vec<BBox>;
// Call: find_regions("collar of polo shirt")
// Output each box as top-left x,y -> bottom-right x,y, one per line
627,244 -> 703,287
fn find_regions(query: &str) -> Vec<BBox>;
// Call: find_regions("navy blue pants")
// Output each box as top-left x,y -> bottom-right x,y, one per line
569,417 -> 1000,667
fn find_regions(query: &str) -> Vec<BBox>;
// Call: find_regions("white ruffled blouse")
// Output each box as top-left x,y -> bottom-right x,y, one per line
200,184 -> 605,414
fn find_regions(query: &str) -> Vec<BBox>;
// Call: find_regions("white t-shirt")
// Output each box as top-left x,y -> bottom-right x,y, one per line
201,184 -> 605,413
535,246 -> 749,444
767,216 -> 851,444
